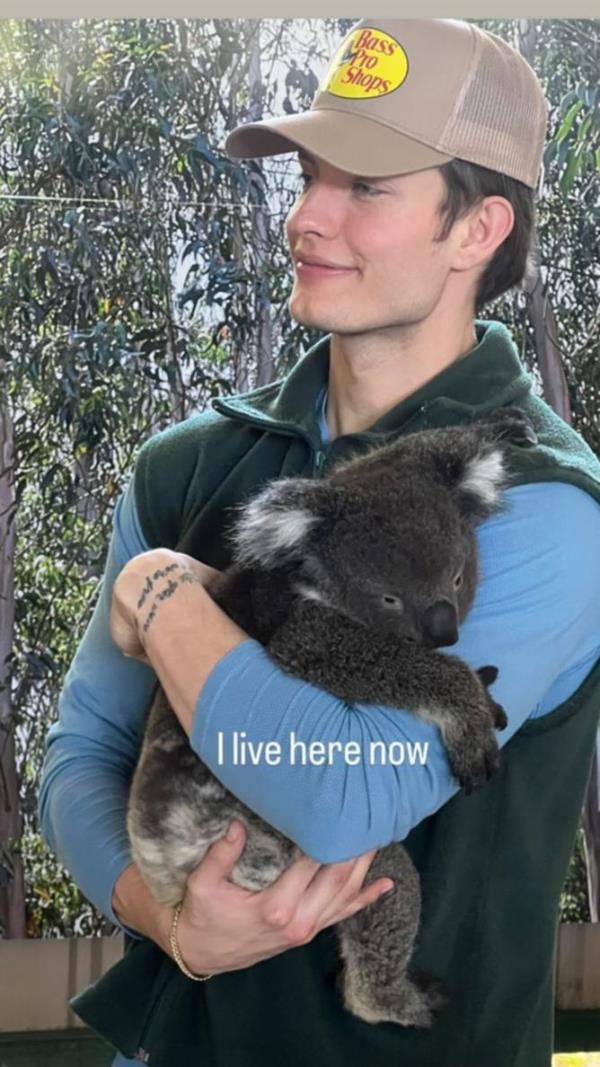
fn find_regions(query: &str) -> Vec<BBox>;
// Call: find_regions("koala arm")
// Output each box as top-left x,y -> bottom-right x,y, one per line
192,482 -> 600,862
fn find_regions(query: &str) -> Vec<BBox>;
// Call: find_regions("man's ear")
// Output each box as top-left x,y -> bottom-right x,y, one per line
232,478 -> 324,567
451,196 -> 515,274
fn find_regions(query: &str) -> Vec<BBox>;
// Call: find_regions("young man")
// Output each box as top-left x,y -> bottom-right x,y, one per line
39,18 -> 600,1067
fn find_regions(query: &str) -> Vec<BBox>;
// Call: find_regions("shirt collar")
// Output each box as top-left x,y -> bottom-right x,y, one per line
212,320 -> 533,449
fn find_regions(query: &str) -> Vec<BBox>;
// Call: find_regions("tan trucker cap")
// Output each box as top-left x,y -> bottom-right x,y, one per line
224,19 -> 549,190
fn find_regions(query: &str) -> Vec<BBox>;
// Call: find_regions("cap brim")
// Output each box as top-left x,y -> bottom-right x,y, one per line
224,108 -> 453,177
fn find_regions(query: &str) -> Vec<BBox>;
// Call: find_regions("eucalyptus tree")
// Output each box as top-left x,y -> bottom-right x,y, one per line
0,17 -> 597,937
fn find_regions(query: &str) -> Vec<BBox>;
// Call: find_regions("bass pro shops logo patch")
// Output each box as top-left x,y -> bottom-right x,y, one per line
320,27 -> 408,99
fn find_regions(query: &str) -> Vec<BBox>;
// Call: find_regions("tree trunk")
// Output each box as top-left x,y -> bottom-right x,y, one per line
246,21 -> 275,388
0,389 -> 25,938
516,20 -> 571,422
517,18 -> 598,919
522,239 -> 572,422
73,450 -> 101,526
228,19 -> 275,393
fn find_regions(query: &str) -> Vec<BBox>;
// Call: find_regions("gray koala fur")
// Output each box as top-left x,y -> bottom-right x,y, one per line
127,406 -> 537,1028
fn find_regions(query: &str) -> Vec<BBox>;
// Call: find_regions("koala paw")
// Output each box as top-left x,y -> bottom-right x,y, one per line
444,697 -> 503,796
451,736 -> 501,796
475,665 -> 508,730
480,406 -> 538,447
411,970 -> 448,1015
340,967 -> 445,1029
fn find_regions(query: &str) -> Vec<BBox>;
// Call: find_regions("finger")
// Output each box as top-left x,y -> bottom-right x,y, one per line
292,851 -> 377,931
333,848 -> 378,899
313,849 -> 373,917
187,821 -> 247,891
257,853 -> 324,927
327,877 -> 395,928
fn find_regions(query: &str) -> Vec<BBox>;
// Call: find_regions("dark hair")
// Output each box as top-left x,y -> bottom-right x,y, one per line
434,158 -> 537,313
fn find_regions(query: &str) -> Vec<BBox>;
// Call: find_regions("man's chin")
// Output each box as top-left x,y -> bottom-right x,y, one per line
288,300 -> 360,334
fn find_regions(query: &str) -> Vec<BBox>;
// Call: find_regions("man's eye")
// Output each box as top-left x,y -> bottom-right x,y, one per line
295,173 -> 381,197
352,181 -> 381,197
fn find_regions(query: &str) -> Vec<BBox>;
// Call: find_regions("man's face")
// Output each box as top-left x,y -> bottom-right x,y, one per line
285,150 -> 462,335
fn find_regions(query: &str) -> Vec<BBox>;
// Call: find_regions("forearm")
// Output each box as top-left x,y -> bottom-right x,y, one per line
137,563 -> 250,735
111,862 -> 172,955
39,744 -> 144,931
192,639 -> 451,860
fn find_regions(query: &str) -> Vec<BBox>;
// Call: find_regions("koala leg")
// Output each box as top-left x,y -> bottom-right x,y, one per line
128,689 -> 292,905
336,844 -> 446,1028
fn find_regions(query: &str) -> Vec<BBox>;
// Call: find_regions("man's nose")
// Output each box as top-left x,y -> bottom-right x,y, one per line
287,182 -> 345,238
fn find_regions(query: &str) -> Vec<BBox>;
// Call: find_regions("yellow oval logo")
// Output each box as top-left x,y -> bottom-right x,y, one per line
320,27 -> 409,100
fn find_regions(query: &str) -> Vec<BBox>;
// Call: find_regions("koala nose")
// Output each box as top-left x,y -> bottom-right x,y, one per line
422,601 -> 459,647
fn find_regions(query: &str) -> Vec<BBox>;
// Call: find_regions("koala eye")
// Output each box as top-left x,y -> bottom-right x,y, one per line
382,594 -> 403,610
454,572 -> 463,589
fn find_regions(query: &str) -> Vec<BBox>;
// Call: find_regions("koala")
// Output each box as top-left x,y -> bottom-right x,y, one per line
127,405 -> 537,1029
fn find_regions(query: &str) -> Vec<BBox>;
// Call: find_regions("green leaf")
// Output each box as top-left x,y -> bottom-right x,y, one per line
557,137 -> 571,170
543,140 -> 557,168
559,142 -> 585,196
555,100 -> 583,144
576,112 -> 593,143
558,89 -> 579,117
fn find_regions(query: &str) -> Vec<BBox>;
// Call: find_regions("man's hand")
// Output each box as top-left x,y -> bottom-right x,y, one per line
109,548 -> 248,734
110,548 -> 220,664
167,821 -> 394,976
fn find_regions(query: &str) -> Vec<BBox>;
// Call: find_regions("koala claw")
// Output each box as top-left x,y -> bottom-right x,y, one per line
476,664 -> 508,730
411,970 -> 448,1014
450,731 -> 501,795
476,664 -> 498,686
482,405 -> 538,447
490,702 -> 508,731
459,760 -> 498,795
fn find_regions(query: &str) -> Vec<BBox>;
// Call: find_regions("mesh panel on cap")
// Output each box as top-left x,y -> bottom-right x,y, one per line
437,29 -> 547,187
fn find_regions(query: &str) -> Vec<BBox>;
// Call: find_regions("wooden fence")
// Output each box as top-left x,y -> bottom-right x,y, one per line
0,922 -> 599,1032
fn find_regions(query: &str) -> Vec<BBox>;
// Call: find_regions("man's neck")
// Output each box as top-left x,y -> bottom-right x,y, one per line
325,316 -> 479,439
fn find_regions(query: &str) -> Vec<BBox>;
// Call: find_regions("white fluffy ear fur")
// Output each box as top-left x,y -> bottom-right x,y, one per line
458,447 -> 506,508
234,486 -> 319,567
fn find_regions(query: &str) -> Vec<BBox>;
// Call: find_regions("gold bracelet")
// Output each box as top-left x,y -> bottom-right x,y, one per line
169,901 -> 215,982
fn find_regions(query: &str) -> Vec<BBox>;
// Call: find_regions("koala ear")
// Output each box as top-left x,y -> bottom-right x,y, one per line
232,478 -> 323,567
454,444 -> 509,519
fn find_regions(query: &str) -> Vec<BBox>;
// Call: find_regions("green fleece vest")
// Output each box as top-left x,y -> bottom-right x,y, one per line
72,321 -> 600,1067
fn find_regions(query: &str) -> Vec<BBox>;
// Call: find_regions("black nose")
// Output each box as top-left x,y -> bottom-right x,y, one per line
422,601 -> 458,647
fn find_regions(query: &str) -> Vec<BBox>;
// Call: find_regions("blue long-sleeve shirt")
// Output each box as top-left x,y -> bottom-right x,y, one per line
38,395 -> 600,935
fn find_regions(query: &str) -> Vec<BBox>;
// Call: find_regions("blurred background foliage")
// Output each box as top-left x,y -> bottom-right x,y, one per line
0,18 -> 597,938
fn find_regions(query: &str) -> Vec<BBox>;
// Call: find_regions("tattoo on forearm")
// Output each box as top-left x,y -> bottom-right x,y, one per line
139,563 -> 207,635
136,562 -> 180,611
